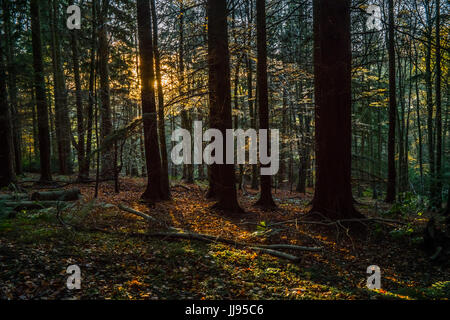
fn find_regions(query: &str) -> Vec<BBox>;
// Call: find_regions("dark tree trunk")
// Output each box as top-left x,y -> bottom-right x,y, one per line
49,0 -> 72,175
424,2 -> 435,207
255,0 -> 276,208
137,0 -> 165,202
0,29 -> 15,188
296,83 -> 307,194
207,0 -> 242,213
310,0 -> 362,220
2,0 -> 21,175
98,0 -> 114,179
385,0 -> 396,203
414,42 -> 424,193
83,0 -> 98,180
435,0 -> 442,209
70,18 -> 86,181
30,0 -> 52,182
244,0 -> 258,190
150,0 -> 171,198
178,6 -> 193,184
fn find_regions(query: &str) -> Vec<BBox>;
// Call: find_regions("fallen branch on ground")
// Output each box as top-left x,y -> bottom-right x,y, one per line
4,201 -> 72,211
171,184 -> 191,191
144,232 -> 302,262
269,217 -> 406,228
0,193 -> 29,201
117,204 -> 322,262
117,204 -> 175,230
31,189 -> 81,201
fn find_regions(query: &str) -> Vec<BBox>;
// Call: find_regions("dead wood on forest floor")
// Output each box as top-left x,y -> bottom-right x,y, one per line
117,204 -> 322,262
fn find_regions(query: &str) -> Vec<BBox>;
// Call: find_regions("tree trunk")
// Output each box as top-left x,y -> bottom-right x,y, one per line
435,0 -> 442,209
150,0 -> 171,198
255,0 -> 276,208
178,6 -> 193,184
385,0 -> 396,203
424,2 -> 435,208
98,0 -> 114,180
0,29 -> 16,188
207,0 -> 242,213
70,18 -> 86,181
49,0 -> 72,175
30,0 -> 52,183
137,0 -> 165,202
83,0 -> 98,181
310,0 -> 362,220
245,0 -> 258,190
2,0 -> 21,175
413,41 -> 424,193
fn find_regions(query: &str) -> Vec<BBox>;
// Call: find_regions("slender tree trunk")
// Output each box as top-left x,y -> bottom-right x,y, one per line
424,3 -> 436,207
278,85 -> 287,185
31,0 -> 52,183
207,0 -> 242,213
137,0 -> 165,202
255,0 -> 276,208
70,15 -> 86,181
435,0 -> 442,209
310,0 -> 362,220
0,29 -> 15,187
178,5 -> 193,184
385,0 -> 396,203
150,0 -> 170,198
245,0 -> 258,190
414,41 -> 424,193
49,0 -> 71,175
2,1 -> 21,175
83,0 -> 98,180
98,0 -> 114,179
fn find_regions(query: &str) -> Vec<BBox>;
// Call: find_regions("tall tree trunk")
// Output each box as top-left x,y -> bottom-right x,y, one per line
98,0 -> 114,179
137,0 -> 165,202
245,0 -> 258,190
414,41 -> 424,193
49,0 -> 72,175
178,5 -> 193,184
255,0 -> 276,208
70,13 -> 86,181
0,28 -> 15,187
150,0 -> 170,198
31,0 -> 52,183
385,0 -> 396,203
2,0 -> 21,175
424,2 -> 435,207
310,0 -> 362,220
435,0 -> 442,209
83,0 -> 98,180
207,0 -> 242,213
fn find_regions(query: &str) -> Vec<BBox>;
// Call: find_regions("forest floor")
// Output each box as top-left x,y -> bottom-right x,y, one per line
0,174 -> 449,300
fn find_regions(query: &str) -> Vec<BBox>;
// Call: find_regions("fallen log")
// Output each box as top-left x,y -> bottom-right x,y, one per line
31,188 -> 81,201
0,193 -> 29,201
250,247 -> 300,262
3,201 -> 69,211
257,244 -> 322,252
